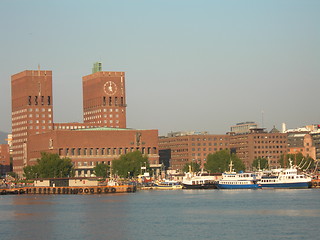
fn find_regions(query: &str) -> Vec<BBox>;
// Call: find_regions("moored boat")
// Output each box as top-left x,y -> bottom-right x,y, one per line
153,180 -> 183,190
216,161 -> 261,189
182,173 -> 218,189
257,167 -> 312,189
216,172 -> 261,189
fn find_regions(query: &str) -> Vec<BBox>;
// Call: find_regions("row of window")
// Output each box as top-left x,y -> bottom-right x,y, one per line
254,145 -> 284,149
12,120 -> 27,127
84,108 -> 120,116
192,147 -> 221,152
28,120 -> 52,124
254,141 -> 285,144
59,147 -> 157,156
28,108 -> 52,112
28,96 -> 51,106
254,135 -> 284,139
84,114 -> 120,121
28,125 -> 52,130
191,142 -> 227,146
12,109 -> 27,116
254,150 -> 284,154
102,96 -> 125,107
12,114 -> 27,122
191,137 -> 227,141
12,126 -> 27,132
27,114 -> 52,118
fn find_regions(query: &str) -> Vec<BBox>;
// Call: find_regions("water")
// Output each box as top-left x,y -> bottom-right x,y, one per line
1,189 -> 320,240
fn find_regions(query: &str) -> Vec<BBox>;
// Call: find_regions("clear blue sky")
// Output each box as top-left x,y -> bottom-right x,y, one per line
1,0 -> 319,135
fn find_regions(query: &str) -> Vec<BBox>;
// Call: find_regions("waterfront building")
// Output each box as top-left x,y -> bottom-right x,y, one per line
83,70 -> 126,128
11,64 -> 159,177
287,130 -> 316,160
159,132 -> 230,171
229,127 -> 288,169
230,122 -> 258,135
286,124 -> 320,161
311,131 -> 320,161
0,144 -> 10,177
11,70 -> 54,175
28,127 -> 159,177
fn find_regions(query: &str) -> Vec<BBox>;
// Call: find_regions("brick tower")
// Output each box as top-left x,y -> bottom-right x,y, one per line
11,70 -> 53,175
82,65 -> 126,128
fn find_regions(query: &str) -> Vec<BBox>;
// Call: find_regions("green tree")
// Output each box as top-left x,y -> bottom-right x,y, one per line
93,163 -> 109,178
182,161 -> 201,173
252,157 -> 269,170
204,149 -> 245,173
6,171 -> 19,179
279,153 -> 314,170
112,151 -> 149,178
23,152 -> 74,179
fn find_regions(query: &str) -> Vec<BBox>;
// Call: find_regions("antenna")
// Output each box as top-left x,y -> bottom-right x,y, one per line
261,110 -> 264,128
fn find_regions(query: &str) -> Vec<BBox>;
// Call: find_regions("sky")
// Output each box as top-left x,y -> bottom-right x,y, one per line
0,0 -> 319,136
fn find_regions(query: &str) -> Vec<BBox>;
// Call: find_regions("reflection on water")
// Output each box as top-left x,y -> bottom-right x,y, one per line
1,189 -> 320,240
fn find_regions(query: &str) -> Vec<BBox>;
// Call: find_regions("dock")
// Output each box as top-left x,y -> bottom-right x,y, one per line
0,185 -> 136,195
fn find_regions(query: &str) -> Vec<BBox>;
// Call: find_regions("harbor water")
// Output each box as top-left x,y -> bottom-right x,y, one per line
1,189 -> 320,240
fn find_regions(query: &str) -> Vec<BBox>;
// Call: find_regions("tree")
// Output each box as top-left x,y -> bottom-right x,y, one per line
204,149 -> 245,173
23,152 -> 74,179
279,153 -> 315,170
182,162 -> 201,173
112,151 -> 149,178
6,171 -> 18,179
93,163 -> 109,178
252,157 -> 269,170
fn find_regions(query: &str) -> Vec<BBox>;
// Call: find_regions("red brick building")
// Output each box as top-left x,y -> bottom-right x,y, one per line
28,128 -> 159,177
0,144 -> 10,176
159,126 -> 288,172
83,71 -> 127,128
159,132 -> 230,171
11,65 -> 159,177
229,128 -> 288,169
11,70 -> 53,175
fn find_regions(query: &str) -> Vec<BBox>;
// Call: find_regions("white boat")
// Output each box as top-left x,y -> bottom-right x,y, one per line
216,161 -> 261,189
153,180 -> 183,190
257,162 -> 312,189
182,172 -> 218,189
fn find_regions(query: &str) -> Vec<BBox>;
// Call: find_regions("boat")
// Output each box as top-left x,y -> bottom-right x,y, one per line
216,161 -> 261,189
257,161 -> 312,189
182,173 -> 218,189
153,180 -> 183,190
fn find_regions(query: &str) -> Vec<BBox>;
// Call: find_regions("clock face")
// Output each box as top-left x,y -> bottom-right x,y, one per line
103,81 -> 117,95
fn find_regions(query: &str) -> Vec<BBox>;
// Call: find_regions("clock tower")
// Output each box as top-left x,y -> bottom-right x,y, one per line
82,64 -> 126,128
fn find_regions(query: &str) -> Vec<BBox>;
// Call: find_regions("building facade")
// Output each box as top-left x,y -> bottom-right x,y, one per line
229,128 -> 288,169
28,128 -> 159,177
230,122 -> 258,134
159,132 -> 230,171
286,124 -> 320,161
11,70 -> 53,175
0,144 -> 10,176
11,65 -> 158,177
287,132 -> 316,160
82,71 -> 126,128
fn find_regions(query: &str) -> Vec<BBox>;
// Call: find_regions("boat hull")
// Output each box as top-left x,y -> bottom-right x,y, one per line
182,183 -> 217,189
259,182 -> 312,189
153,185 -> 183,190
216,184 -> 261,189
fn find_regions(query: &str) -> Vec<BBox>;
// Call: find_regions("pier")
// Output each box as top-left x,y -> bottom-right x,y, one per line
0,185 -> 136,195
